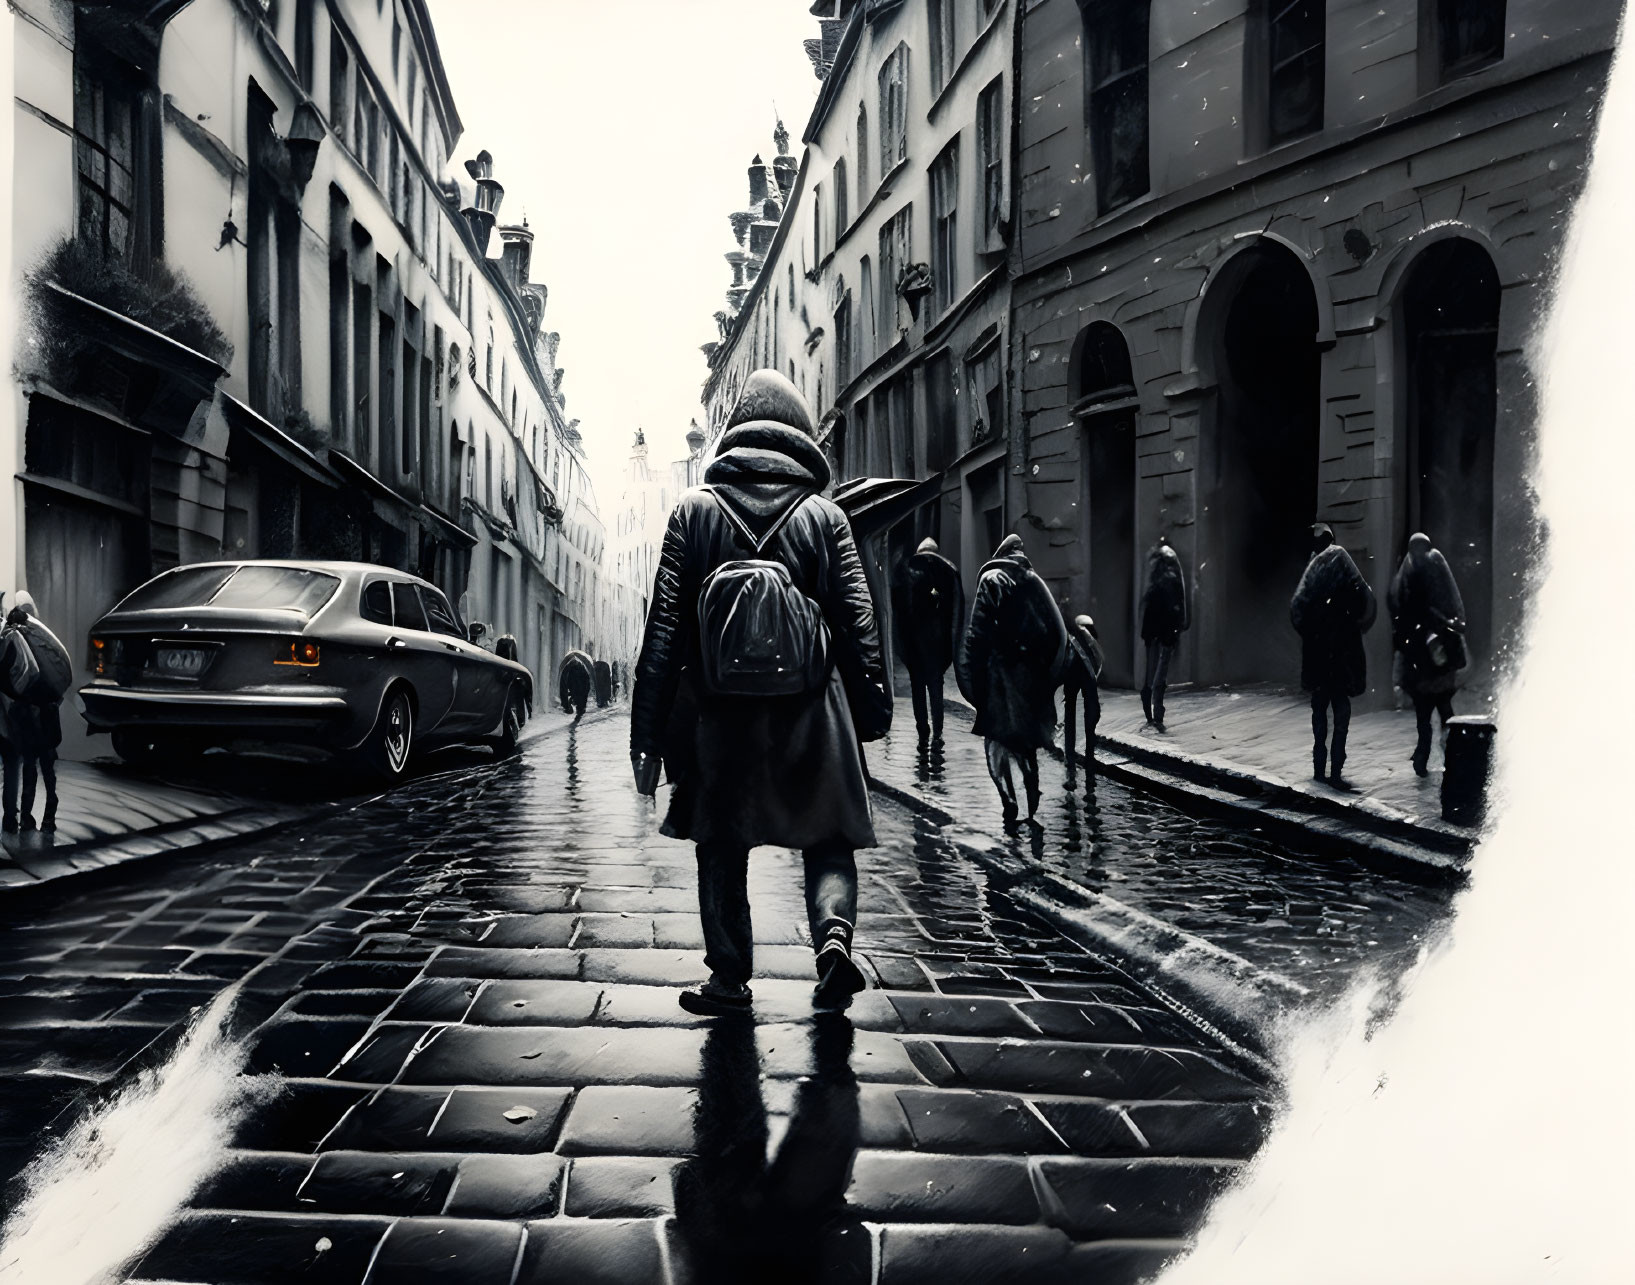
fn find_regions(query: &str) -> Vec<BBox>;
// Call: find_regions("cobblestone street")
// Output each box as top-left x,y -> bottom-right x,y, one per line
1,714 -> 1295,1284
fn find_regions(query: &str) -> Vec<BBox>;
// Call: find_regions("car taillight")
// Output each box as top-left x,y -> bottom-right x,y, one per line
91,637 -> 106,676
274,640 -> 321,668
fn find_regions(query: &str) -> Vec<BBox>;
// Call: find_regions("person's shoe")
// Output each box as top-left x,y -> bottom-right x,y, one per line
1000,799 -> 1018,826
678,976 -> 753,1017
19,815 -> 36,833
1313,748 -> 1327,782
1,815 -> 16,835
40,812 -> 56,833
1025,785 -> 1042,820
813,919 -> 866,1011
1329,768 -> 1353,792
1412,756 -> 1429,779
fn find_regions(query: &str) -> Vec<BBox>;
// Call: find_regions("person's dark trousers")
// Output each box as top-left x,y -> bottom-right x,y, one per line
1310,689 -> 1353,778
1412,693 -> 1455,775
984,739 -> 1018,820
1141,641 -> 1174,724
1064,678 -> 1101,767
696,841 -> 859,988
908,668 -> 945,741
1,745 -> 18,828
21,751 -> 57,827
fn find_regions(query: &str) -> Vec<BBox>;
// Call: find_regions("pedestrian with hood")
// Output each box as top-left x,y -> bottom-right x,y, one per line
593,659 -> 613,709
1290,523 -> 1378,789
957,533 -> 1070,825
1139,537 -> 1188,730
890,536 -> 964,744
1388,533 -> 1469,777
631,370 -> 891,1017
0,592 -> 72,833
558,649 -> 593,723
1062,614 -> 1105,773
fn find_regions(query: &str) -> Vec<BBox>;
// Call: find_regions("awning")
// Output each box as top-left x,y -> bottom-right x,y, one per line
327,449 -> 421,527
220,394 -> 340,488
417,503 -> 478,550
831,475 -> 941,539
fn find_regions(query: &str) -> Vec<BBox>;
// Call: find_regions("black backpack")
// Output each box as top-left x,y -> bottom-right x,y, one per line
5,619 -> 73,705
697,491 -> 831,698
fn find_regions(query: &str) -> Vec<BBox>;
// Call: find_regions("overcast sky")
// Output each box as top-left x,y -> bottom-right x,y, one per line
423,0 -> 822,502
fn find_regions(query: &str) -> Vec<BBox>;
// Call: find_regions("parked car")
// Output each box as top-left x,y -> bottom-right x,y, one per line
79,561 -> 533,782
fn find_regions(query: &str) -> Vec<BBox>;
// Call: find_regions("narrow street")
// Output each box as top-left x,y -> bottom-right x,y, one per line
0,713 -> 1310,1285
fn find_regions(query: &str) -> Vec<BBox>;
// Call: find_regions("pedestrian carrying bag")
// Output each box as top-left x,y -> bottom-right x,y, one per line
697,490 -> 831,698
6,620 -> 72,704
3,627 -> 40,699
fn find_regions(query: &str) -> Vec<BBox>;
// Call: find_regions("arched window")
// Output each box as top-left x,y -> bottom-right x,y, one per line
1075,320 -> 1136,404
856,102 -> 870,196
1078,1 -> 1150,212
834,158 -> 849,235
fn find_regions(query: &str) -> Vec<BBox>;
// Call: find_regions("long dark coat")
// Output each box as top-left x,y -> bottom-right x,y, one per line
1140,545 -> 1189,645
1290,544 -> 1378,697
1388,546 -> 1468,697
559,650 -> 593,713
956,552 -> 1069,751
631,422 -> 891,851
891,549 -> 963,677
0,626 -> 63,754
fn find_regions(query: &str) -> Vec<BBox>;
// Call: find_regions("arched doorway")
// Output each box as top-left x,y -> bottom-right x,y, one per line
1203,240 -> 1322,684
1073,321 -> 1138,687
1398,237 -> 1499,678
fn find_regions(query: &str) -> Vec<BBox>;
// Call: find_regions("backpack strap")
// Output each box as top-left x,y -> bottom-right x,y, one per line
705,486 -> 811,556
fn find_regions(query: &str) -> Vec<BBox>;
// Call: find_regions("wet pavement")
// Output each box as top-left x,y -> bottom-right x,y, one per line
1,712 -> 1288,1285
869,704 -> 1458,999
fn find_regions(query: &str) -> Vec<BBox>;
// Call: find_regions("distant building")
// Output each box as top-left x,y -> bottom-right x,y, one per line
4,0 -> 612,755
608,424 -> 706,671
701,0 -> 1618,703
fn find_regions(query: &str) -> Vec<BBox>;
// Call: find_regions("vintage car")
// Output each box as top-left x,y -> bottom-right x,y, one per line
78,561 -> 532,781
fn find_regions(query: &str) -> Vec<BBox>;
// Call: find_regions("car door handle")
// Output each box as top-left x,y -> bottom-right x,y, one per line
443,642 -> 459,652
386,636 -> 409,651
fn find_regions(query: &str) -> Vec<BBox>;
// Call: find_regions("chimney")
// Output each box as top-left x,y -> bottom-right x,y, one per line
462,150 -> 504,254
498,222 -> 534,289
748,154 -> 770,206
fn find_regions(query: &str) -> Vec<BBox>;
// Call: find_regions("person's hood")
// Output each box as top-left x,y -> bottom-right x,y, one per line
979,550 -> 1031,578
704,427 -> 831,546
916,537 -> 940,556
908,545 -> 956,575
13,591 -> 36,617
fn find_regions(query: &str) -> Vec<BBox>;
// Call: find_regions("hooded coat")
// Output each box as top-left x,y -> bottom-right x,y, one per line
891,542 -> 964,677
1388,541 -> 1468,697
956,540 -> 1070,751
1290,544 -> 1378,697
559,650 -> 593,713
1140,544 -> 1189,645
631,375 -> 890,851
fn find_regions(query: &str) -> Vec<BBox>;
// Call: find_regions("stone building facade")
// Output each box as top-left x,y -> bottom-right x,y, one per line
5,0 -> 611,757
1010,0 -> 1618,695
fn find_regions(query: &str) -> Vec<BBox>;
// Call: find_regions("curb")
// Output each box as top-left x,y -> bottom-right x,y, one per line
866,775 -> 1305,1069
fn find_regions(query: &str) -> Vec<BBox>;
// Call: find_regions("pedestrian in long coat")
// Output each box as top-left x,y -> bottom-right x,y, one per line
890,537 -> 964,744
1290,524 -> 1378,788
631,369 -> 891,1017
1062,614 -> 1105,773
559,650 -> 593,723
957,533 -> 1069,825
593,659 -> 613,709
1139,538 -> 1188,729
1388,532 -> 1468,777
0,592 -> 64,832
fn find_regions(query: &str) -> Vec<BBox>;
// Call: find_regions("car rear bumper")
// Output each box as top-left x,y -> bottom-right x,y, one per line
79,683 -> 359,746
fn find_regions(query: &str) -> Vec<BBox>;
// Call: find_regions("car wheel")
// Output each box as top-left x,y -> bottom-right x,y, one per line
361,687 -> 415,783
493,687 -> 525,757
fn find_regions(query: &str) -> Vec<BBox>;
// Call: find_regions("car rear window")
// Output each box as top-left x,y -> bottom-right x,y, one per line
117,565 -> 341,618
361,581 -> 393,626
391,583 -> 428,631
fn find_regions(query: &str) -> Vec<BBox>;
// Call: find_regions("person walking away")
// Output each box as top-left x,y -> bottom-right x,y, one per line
957,534 -> 1070,826
890,537 -> 963,744
1063,614 -> 1105,774
559,650 -> 593,723
1388,533 -> 1468,777
1290,524 -> 1378,789
1139,538 -> 1188,730
593,659 -> 613,709
0,592 -> 72,832
631,370 -> 892,1018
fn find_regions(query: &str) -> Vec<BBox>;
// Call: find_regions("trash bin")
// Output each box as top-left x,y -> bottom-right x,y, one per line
1441,715 -> 1496,827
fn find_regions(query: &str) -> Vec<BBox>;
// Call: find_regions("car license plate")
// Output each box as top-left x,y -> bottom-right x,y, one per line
156,647 -> 208,677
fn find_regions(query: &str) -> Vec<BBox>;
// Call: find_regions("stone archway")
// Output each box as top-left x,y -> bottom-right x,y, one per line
1072,321 -> 1139,687
1199,239 -> 1322,685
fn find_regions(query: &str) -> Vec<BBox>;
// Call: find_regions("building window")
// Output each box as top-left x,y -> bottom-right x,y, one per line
352,277 -> 372,452
391,13 -> 402,78
1080,1 -> 1150,213
976,76 -> 1006,252
878,43 -> 909,177
295,0 -> 316,91
859,256 -> 876,364
930,138 -> 959,316
926,350 -> 955,470
72,56 -> 141,262
878,205 -> 911,340
834,159 -> 849,236
967,342 -> 1002,444
857,102 -> 870,196
1259,1 -> 1325,147
812,182 -> 823,263
929,0 -> 957,97
834,293 -> 853,391
1430,0 -> 1507,82
329,28 -> 350,145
